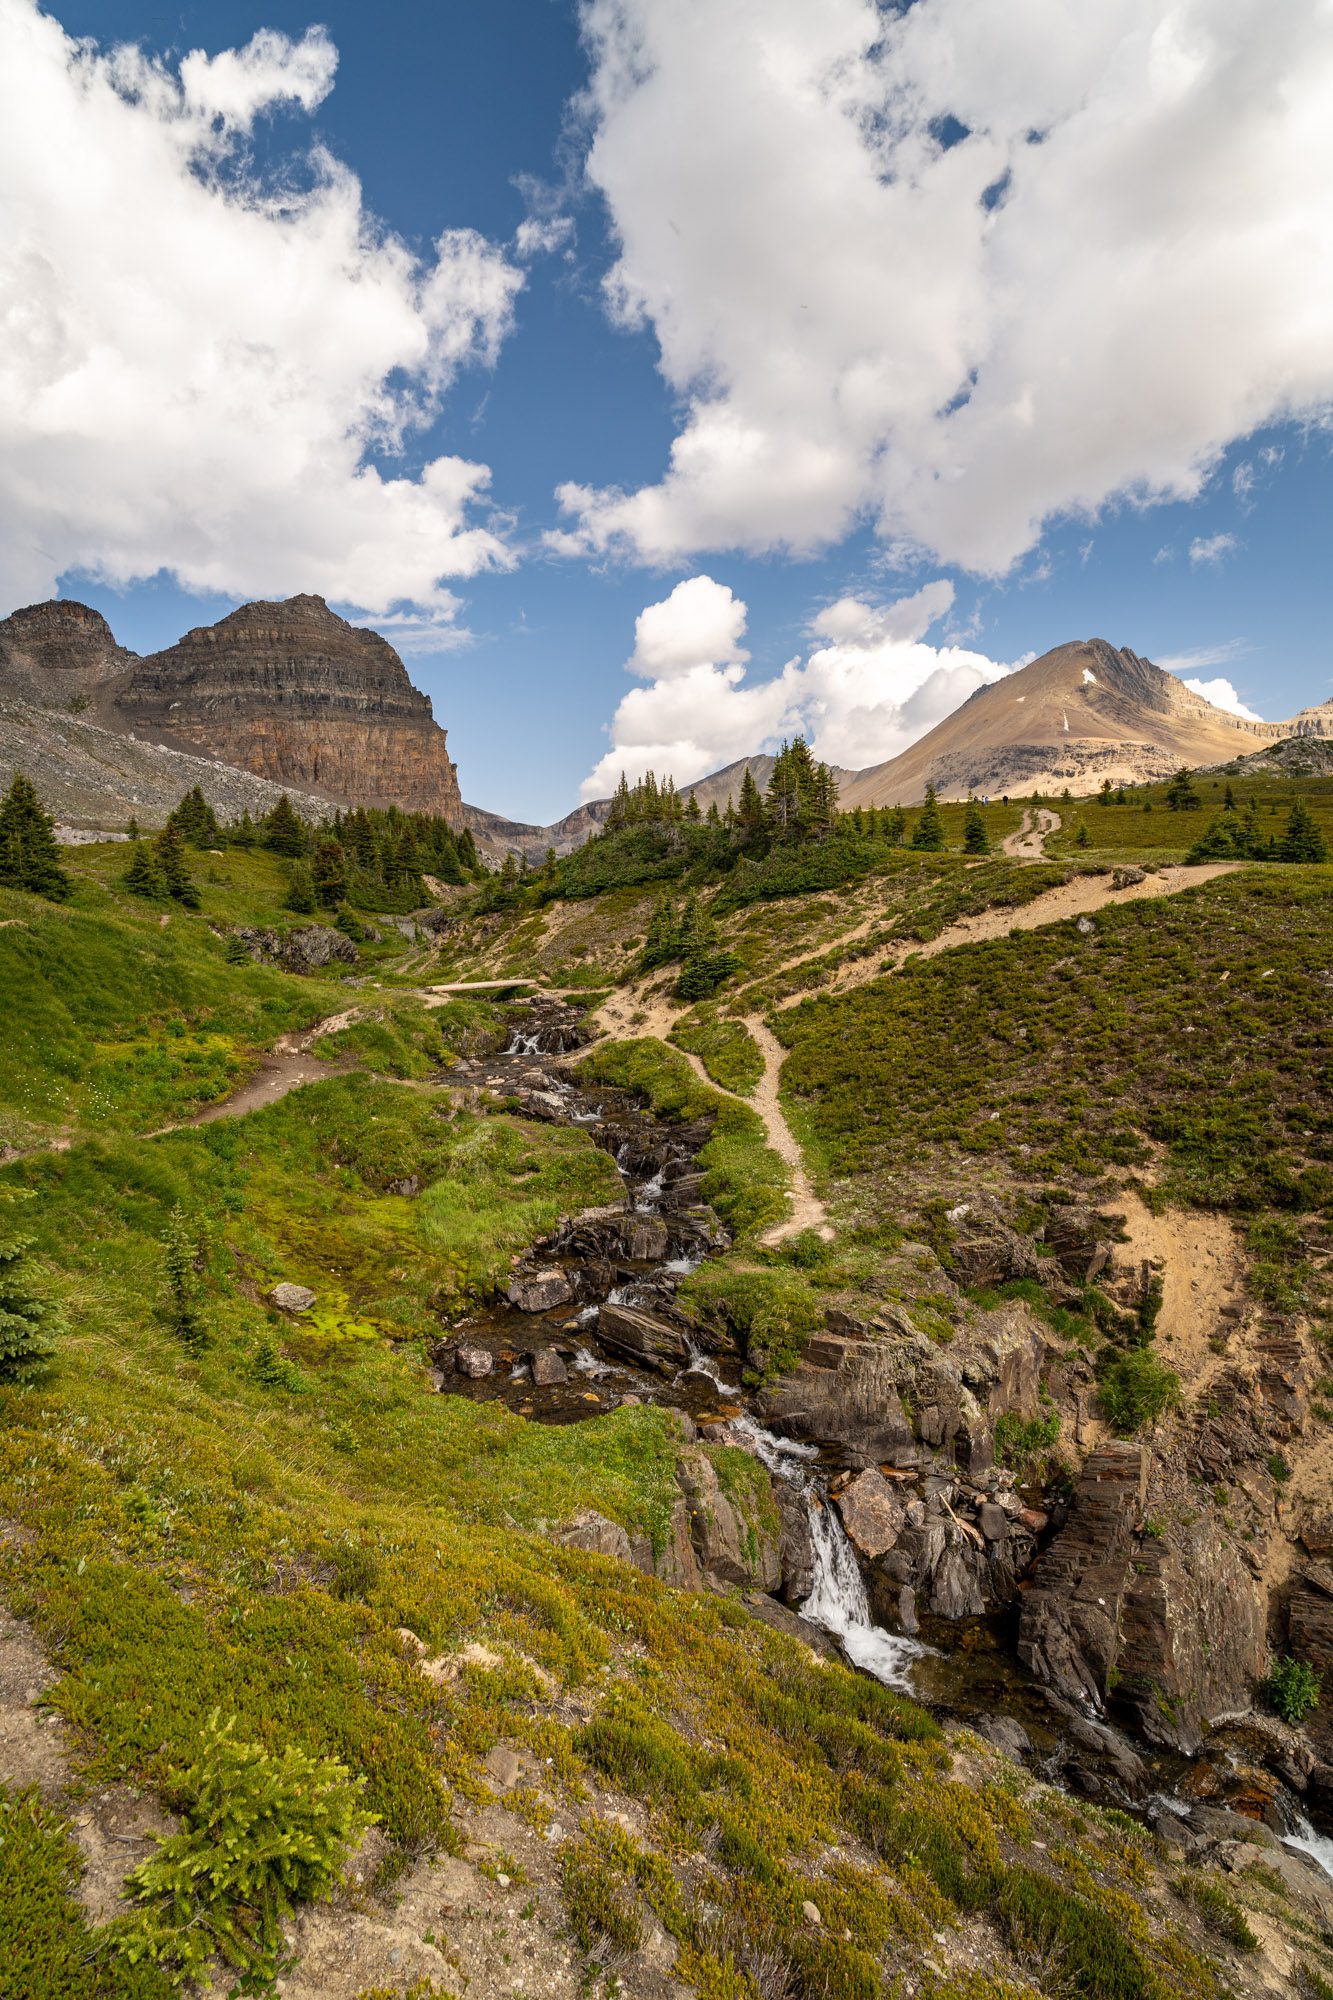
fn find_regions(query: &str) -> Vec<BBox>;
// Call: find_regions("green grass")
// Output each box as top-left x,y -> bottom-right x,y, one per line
1044,769 -> 1333,865
670,1007 -> 763,1094
0,880 -> 348,1147
574,1036 -> 789,1242
0,1785 -> 174,1999
777,870 -> 1333,1215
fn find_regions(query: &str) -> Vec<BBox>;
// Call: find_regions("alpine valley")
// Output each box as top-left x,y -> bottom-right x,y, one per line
2,593 -> 1332,2000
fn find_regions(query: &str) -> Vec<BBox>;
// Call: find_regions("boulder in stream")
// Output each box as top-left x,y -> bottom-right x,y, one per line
530,1348 -> 569,1386
597,1301 -> 690,1372
454,1343 -> 494,1379
507,1267 -> 575,1312
834,1470 -> 905,1560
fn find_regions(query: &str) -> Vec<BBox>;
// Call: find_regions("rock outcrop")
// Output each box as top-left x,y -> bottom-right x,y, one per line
0,599 -> 136,712
117,596 -> 463,822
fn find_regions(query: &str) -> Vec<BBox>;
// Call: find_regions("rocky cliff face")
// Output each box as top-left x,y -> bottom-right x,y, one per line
0,600 -> 136,714
116,595 -> 463,823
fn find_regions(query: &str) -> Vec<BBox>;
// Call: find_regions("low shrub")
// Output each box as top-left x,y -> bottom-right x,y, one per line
1263,1654 -> 1322,1725
1097,1347 -> 1181,1434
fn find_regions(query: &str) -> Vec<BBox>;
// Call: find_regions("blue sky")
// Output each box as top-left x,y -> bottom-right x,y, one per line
4,0 -> 1331,820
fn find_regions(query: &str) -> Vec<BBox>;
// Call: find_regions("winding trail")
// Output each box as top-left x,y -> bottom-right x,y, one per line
1003,806 -> 1062,859
590,860 -> 1240,1244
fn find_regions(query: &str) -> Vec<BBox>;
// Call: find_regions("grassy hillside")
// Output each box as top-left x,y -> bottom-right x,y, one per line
776,869 -> 1333,1217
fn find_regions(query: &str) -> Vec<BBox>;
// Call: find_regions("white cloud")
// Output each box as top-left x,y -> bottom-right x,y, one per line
0,2 -> 524,619
1180,675 -> 1262,719
580,574 -> 1017,798
555,0 -> 1333,574
1153,545 -> 1177,564
1156,638 -> 1261,717
1189,531 -> 1239,566
515,215 -> 575,258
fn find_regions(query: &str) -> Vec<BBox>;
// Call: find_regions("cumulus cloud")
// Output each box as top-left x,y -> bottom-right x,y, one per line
554,0 -> 1333,574
1180,676 -> 1262,719
0,2 -> 524,619
579,574 -> 1017,798
1189,532 -> 1240,566
1156,639 -> 1260,717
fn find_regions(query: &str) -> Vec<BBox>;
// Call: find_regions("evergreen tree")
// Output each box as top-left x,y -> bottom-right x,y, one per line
706,800 -> 721,826
0,773 -> 70,900
962,800 -> 990,855
1222,782 -> 1237,811
123,838 -> 166,900
1099,778 -> 1114,804
640,894 -> 681,970
0,1191 -> 61,1385
263,794 -> 307,857
909,784 -> 945,851
224,932 -> 251,964
333,902 -> 365,943
230,810 -> 256,850
1165,767 -> 1201,811
1075,820 -> 1091,848
162,1203 -> 208,1352
736,766 -> 765,836
456,827 -> 479,873
285,862 -> 317,914
126,816 -> 141,841
684,790 -> 702,822
1277,797 -> 1329,863
152,823 -> 200,908
169,786 -> 222,848
885,805 -> 906,846
311,839 -> 348,909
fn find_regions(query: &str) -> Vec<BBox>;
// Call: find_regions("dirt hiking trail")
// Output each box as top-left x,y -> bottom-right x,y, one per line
593,861 -> 1240,1243
1003,806 -> 1062,858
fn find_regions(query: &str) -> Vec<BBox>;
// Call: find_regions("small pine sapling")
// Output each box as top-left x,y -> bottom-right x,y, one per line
162,1202 -> 208,1352
0,1192 -> 61,1385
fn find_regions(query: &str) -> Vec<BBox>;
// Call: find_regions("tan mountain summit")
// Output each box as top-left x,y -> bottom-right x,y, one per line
837,637 -> 1329,807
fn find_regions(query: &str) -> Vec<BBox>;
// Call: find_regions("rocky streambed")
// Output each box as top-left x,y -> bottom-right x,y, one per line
431,998 -> 1333,1884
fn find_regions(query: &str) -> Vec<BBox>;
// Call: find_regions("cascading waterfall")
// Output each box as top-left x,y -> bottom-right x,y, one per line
733,1416 -> 921,1691
1284,1816 -> 1333,1884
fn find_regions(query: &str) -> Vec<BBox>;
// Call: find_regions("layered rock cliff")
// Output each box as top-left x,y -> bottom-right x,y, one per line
116,595 -> 463,823
0,599 -> 137,715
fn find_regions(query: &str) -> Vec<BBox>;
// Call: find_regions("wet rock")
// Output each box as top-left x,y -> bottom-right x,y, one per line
454,1343 -> 494,1380
1066,1714 -> 1148,1791
897,1584 -> 919,1637
834,1470 -> 905,1560
978,1502 -> 1009,1543
741,1592 -> 839,1661
977,1715 -> 1031,1760
775,1483 -> 815,1605
506,1267 -> 575,1312
269,1282 -> 316,1313
554,1510 -> 632,1562
597,1301 -> 690,1373
530,1348 -> 569,1386
677,1448 -> 781,1592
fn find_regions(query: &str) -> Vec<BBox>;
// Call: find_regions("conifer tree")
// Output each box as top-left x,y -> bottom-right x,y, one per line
231,810 -> 256,850
263,794 -> 307,857
0,1191 -> 61,1384
169,786 -> 222,848
1165,767 -> 1201,811
285,862 -> 317,914
706,800 -> 721,826
909,783 -> 945,851
736,766 -> 765,836
1223,782 -> 1237,811
311,839 -> 348,909
962,800 -> 989,854
1075,820 -> 1091,848
127,816 -> 141,841
123,838 -> 165,900
162,1203 -> 208,1352
885,805 -> 906,845
1277,797 -> 1329,863
153,823 -> 201,908
333,902 -> 365,943
685,791 -> 702,822
0,773 -> 70,900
